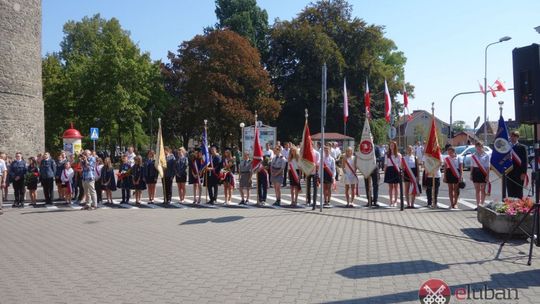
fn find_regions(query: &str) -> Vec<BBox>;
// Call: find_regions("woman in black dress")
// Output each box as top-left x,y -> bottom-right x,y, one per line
175,147 -> 188,203
26,157 -> 39,206
143,150 -> 158,203
100,157 -> 117,204
132,155 -> 147,205
383,141 -> 402,207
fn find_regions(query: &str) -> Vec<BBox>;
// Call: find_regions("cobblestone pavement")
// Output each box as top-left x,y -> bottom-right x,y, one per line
1,197 -> 540,304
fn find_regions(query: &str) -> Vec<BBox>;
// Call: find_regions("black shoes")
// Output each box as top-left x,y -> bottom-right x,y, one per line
273,200 -> 281,206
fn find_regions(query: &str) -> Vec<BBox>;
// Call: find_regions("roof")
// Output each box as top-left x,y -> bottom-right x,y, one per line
311,132 -> 354,140
63,123 -> 83,139
475,121 -> 499,136
396,110 -> 449,127
453,131 -> 481,142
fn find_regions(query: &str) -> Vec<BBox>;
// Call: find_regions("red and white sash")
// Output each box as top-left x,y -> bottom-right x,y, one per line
259,168 -> 269,186
289,162 -> 301,190
472,154 -> 491,195
444,157 -> 460,179
192,160 -> 200,184
401,157 -> 418,195
388,155 -> 400,172
62,169 -> 72,194
343,157 -> 359,195
511,149 -> 529,187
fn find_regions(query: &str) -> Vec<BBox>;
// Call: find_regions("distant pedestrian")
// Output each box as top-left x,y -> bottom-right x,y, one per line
39,152 -> 56,205
80,150 -> 97,210
100,157 -> 117,204
143,150 -> 158,203
175,147 -> 188,203
288,146 -> 301,207
270,146 -> 286,206
471,142 -> 490,210
118,154 -> 132,204
342,147 -> 358,207
384,141 -> 401,207
26,157 -> 39,206
55,152 -> 67,201
131,155 -> 146,205
238,151 -> 252,205
443,146 -> 462,209
9,152 -> 27,208
61,161 -> 74,204
322,145 -> 336,206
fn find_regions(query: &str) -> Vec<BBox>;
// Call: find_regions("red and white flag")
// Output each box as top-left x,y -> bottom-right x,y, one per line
251,123 -> 263,171
424,117 -> 442,174
384,79 -> 391,123
299,118 -> 316,175
495,79 -> 506,92
488,85 -> 497,97
403,84 -> 409,109
364,79 -> 371,119
478,81 -> 485,94
343,78 -> 349,123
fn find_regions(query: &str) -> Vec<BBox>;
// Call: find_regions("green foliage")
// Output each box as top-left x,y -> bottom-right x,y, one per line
43,14 -> 168,152
266,0 -> 410,141
370,118 -> 388,144
213,0 -> 270,58
452,120 -> 467,133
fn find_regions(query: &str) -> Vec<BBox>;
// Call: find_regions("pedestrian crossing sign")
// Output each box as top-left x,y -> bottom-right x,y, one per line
90,128 -> 99,140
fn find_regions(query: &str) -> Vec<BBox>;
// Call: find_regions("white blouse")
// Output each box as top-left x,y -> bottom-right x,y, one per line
385,154 -> 402,169
471,152 -> 490,170
403,155 -> 416,169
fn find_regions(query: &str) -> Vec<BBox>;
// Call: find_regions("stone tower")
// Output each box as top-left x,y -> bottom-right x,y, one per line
0,0 -> 44,157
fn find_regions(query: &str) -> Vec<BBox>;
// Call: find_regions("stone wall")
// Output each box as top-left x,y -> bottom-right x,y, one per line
0,0 -> 44,157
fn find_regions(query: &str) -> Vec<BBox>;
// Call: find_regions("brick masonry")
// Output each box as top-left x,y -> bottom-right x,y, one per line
0,0 -> 44,157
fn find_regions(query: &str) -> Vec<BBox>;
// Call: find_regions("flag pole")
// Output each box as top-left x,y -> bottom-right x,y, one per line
499,101 -> 507,200
319,63 -> 327,212
255,111 -> 260,205
158,118 -> 167,204
431,103 -> 436,208
204,119 -> 209,204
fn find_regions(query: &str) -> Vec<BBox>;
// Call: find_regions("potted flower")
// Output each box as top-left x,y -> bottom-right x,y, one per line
478,197 -> 534,236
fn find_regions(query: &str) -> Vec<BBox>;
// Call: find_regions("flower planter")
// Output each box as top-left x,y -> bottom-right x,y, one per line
477,205 -> 533,236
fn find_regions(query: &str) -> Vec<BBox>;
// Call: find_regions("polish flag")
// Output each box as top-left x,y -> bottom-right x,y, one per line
495,79 -> 507,92
403,84 -> 409,109
478,81 -> 485,94
384,80 -> 391,123
488,85 -> 497,97
251,124 -> 263,171
364,79 -> 371,118
299,118 -> 316,175
343,79 -> 348,123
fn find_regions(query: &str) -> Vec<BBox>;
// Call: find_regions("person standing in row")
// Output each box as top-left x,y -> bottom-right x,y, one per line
342,147 -> 358,207
322,145 -> 336,206
471,142 -> 490,210
9,152 -> 26,208
507,131 -> 528,198
39,152 -> 56,205
221,149 -> 235,205
306,145 -> 320,208
132,156 -> 146,205
401,146 -> 419,209
189,149 -> 204,204
238,151 -> 252,205
288,146 -> 301,207
61,161 -> 74,205
94,158 -> 103,204
26,157 -> 39,207
364,144 -> 381,207
174,148 -> 188,203
126,146 -> 136,167
55,152 -> 67,202
118,155 -> 132,204
100,157 -> 117,204
164,147 -> 176,204
384,141 -> 401,207
271,145 -> 286,206
281,142 -> 290,187
443,146 -> 463,209
144,150 -> 158,204
257,157 -> 270,205
80,150 -> 98,210
206,146 -> 222,205
423,154 -> 442,208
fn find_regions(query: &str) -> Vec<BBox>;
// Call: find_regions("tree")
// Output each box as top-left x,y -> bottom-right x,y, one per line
267,0 -> 411,142
43,14 -> 166,152
162,29 -> 281,147
452,120 -> 468,133
214,0 -> 270,58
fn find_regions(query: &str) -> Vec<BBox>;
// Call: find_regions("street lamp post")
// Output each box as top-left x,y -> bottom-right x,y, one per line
239,122 -> 245,155
483,36 -> 511,144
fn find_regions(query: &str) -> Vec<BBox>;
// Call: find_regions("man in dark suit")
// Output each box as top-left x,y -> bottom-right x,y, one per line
507,131 -> 528,198
206,145 -> 222,204
39,152 -> 57,205
364,145 -> 380,207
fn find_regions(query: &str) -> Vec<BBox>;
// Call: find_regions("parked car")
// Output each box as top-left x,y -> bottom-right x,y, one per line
441,145 -> 492,170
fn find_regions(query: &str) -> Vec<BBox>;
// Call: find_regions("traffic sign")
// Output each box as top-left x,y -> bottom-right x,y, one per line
90,128 -> 99,140
387,126 -> 397,139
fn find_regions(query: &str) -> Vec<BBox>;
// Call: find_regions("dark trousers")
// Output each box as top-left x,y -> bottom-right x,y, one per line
76,179 -> 84,201
282,162 -> 288,186
121,188 -> 130,203
506,173 -> 524,198
164,176 -> 173,202
306,174 -> 318,206
258,181 -> 267,202
364,169 -> 379,203
208,183 -> 218,201
13,179 -> 25,204
41,177 -> 54,203
426,178 -> 440,205
95,179 -> 102,203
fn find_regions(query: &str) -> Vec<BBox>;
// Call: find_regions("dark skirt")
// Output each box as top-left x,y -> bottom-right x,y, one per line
445,170 -> 459,184
471,167 -> 486,183
323,170 -> 333,184
403,167 -> 417,183
26,179 -> 38,190
289,170 -> 301,188
133,179 -> 147,190
145,177 -> 158,184
189,172 -> 201,185
175,174 -> 187,183
384,167 -> 400,184
118,176 -> 133,189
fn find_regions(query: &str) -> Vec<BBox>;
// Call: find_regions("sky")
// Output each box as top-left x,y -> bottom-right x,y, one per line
41,0 -> 540,130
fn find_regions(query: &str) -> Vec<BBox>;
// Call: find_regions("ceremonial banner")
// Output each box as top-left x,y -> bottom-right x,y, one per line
490,115 -> 513,176
251,124 -> 263,171
356,117 -> 377,177
364,79 -> 371,118
299,118 -> 316,175
201,126 -> 210,168
423,117 -> 442,174
343,79 -> 349,123
154,118 -> 166,178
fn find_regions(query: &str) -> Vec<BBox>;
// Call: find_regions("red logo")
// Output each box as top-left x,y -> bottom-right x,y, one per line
419,279 -> 451,304
359,140 -> 373,154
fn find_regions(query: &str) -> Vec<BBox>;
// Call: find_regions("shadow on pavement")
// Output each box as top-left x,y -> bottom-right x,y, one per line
336,260 -> 448,279
179,216 -> 244,225
325,269 -> 540,304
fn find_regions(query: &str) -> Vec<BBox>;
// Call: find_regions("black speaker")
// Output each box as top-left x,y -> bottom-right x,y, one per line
513,44 -> 540,124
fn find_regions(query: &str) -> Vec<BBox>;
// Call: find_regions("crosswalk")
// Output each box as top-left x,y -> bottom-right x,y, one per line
1,194 -> 481,212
